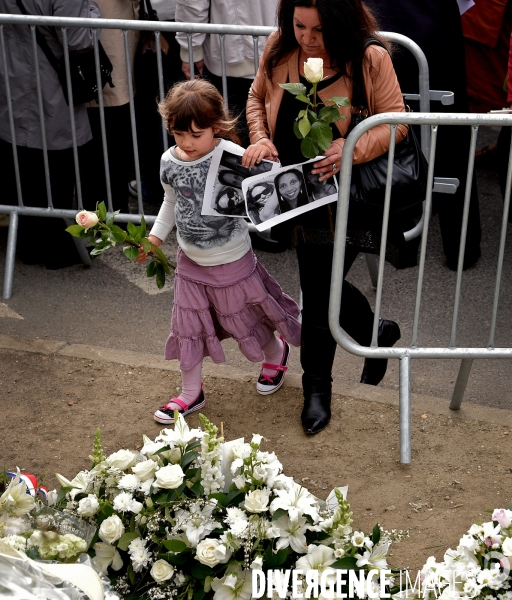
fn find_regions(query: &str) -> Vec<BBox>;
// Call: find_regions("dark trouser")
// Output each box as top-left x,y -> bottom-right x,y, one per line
1,138 -> 82,268
296,243 -> 375,382
203,70 -> 253,147
80,103 -> 134,214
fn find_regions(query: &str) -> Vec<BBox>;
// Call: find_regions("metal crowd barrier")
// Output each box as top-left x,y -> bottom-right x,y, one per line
329,111 -> 512,465
0,12 -> 443,299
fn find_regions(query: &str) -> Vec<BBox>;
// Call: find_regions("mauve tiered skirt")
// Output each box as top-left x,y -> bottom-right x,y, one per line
165,248 -> 302,370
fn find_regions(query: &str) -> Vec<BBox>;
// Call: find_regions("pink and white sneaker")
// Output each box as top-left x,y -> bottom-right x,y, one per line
256,337 -> 291,396
153,385 -> 206,425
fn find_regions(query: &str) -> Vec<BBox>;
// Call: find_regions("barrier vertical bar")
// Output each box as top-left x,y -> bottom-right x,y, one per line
371,125 -> 397,346
449,125 -> 478,348
187,33 -> 194,82
399,352 -> 412,464
411,125 -> 438,347
219,34 -> 228,106
3,210 -> 18,300
93,28 -> 113,213
0,26 -> 23,206
253,36 -> 259,75
488,125 -> 512,349
61,28 -> 83,209
450,358 -> 474,410
155,31 -> 168,152
123,29 -> 143,215
31,25 -> 53,208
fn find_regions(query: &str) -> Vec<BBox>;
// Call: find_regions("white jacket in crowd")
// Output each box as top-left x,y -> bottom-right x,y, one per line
175,0 -> 278,78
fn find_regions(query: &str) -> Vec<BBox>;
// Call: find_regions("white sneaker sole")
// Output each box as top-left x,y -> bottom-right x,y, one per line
153,398 -> 206,424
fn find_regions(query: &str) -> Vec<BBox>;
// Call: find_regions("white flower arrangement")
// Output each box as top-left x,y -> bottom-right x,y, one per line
6,415 -> 396,599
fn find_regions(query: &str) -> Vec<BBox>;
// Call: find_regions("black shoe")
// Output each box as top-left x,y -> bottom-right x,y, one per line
360,319 -> 401,386
301,375 -> 331,435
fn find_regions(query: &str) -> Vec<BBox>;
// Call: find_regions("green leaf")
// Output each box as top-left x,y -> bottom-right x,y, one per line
90,241 -> 113,256
296,94 -> 310,104
127,564 -> 136,585
209,493 -> 227,505
192,563 -> 215,580
181,451 -> 199,470
318,105 -> 342,123
110,225 -> 127,242
141,237 -> 151,253
372,523 -> 381,545
185,440 -> 201,452
330,556 -> 359,570
300,137 -> 319,159
158,552 -> 188,565
97,202 -> 107,222
140,215 -> 147,238
146,261 -> 158,277
126,222 -> 137,237
263,545 -> 290,568
278,82 -> 307,96
66,225 -> 84,238
328,95 -> 350,107
194,590 -> 206,600
307,109 -> 318,124
310,121 -> 333,152
156,263 -> 166,289
123,245 -> 139,260
163,539 -> 188,553
293,121 -> 303,140
298,114 -> 311,138
117,532 -> 139,551
189,480 -> 204,497
223,490 -> 245,507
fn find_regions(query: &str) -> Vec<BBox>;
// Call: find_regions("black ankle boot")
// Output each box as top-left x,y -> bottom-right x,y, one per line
301,375 -> 332,435
360,319 -> 401,386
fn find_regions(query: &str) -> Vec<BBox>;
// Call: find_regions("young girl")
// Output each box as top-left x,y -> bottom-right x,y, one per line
137,80 -> 301,425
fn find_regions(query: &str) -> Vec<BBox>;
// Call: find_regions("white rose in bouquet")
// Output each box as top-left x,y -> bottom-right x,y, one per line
132,460 -> 157,481
195,538 -> 223,567
107,449 -> 137,471
244,489 -> 270,513
502,537 -> 512,556
99,515 -> 125,544
77,494 -> 100,517
155,464 -> 185,489
150,559 -> 175,582
303,57 -> 324,83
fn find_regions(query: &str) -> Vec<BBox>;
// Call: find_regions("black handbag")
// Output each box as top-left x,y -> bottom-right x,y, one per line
348,39 -> 428,213
16,0 -> 114,106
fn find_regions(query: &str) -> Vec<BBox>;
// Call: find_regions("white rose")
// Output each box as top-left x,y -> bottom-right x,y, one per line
107,449 -> 137,471
150,559 -> 175,582
244,489 -> 270,513
77,494 -> 100,517
98,515 -> 125,544
502,537 -> 512,556
75,210 -> 99,230
304,57 -> 324,83
155,464 -> 184,489
132,460 -> 157,481
196,539 -> 222,568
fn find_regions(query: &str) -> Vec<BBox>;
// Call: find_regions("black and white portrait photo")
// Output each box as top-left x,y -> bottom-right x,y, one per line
242,158 -> 339,232
302,161 -> 338,203
202,147 -> 279,218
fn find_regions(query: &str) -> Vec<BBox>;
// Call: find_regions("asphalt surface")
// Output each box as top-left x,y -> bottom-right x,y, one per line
1,126 -> 511,410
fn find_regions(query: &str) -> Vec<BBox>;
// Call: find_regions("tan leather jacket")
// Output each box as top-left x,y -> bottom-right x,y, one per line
246,37 -> 408,164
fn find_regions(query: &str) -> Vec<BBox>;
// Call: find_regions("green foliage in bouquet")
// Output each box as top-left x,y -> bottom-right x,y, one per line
279,57 -> 350,159
66,201 -> 174,289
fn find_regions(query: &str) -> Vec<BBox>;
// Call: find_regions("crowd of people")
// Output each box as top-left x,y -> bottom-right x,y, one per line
1,0 -> 511,434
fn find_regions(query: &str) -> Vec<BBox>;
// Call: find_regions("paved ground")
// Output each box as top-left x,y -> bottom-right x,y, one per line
1,125 -> 511,411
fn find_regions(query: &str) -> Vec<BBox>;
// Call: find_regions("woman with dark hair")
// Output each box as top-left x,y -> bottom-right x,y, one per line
274,169 -> 309,212
242,0 -> 408,435
213,186 -> 247,216
247,182 -> 279,224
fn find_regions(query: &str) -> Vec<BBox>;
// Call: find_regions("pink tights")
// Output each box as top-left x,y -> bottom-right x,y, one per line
172,335 -> 284,407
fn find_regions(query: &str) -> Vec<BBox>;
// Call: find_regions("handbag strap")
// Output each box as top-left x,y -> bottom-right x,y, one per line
139,0 -> 159,21
15,0 -> 62,76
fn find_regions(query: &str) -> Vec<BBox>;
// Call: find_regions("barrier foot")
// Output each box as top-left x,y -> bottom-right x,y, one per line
365,253 -> 378,288
399,353 -> 412,464
3,211 -> 18,300
64,218 -> 92,267
450,358 -> 473,410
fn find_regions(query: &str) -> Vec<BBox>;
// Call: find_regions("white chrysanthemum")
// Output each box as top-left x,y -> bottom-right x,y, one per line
113,491 -> 142,514
0,515 -> 31,537
225,507 -> 249,536
128,538 -> 152,573
118,474 -> 141,492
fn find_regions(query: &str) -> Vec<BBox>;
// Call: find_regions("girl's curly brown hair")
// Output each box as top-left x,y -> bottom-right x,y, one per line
158,79 -> 240,145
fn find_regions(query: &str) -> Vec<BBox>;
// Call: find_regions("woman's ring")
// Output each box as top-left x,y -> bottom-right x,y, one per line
332,163 -> 336,171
